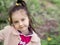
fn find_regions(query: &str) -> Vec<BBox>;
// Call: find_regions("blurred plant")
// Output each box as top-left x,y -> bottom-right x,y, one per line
47,37 -> 52,41
26,0 -> 43,27
0,0 -> 15,23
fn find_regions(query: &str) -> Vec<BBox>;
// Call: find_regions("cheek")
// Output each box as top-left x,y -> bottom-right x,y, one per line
13,24 -> 19,29
24,19 -> 29,26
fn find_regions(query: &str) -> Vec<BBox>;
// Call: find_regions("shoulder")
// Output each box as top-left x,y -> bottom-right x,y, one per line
31,31 -> 41,42
0,25 -> 13,34
0,25 -> 13,40
32,31 -> 39,38
4,25 -> 12,29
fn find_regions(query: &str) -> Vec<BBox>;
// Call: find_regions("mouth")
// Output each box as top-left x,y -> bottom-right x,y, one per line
19,27 -> 24,29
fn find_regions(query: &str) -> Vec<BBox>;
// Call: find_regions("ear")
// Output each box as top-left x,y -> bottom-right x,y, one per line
8,17 -> 10,22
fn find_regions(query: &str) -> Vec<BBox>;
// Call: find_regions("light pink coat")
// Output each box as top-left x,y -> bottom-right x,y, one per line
0,25 -> 41,45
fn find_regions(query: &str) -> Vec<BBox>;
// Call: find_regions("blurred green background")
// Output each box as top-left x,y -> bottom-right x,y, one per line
0,0 -> 60,45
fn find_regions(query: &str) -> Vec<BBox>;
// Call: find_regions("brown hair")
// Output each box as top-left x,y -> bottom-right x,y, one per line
8,0 -> 35,32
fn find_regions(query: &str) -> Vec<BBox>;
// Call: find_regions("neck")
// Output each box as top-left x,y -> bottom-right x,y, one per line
22,30 -> 29,35
18,29 -> 29,35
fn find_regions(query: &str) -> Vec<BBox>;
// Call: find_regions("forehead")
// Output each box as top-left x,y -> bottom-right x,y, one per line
12,9 -> 28,20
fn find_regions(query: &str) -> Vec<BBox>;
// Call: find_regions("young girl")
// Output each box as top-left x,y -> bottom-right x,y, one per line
0,0 -> 41,45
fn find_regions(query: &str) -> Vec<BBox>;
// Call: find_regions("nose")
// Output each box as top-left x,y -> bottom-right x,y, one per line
19,21 -> 23,26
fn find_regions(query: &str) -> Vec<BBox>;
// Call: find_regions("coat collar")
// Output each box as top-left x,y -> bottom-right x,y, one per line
31,31 -> 40,42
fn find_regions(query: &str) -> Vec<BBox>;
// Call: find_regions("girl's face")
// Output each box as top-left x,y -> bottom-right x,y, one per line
12,9 -> 29,32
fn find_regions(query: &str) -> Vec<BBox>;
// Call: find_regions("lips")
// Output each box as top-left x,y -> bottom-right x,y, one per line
19,27 -> 24,29
19,25 -> 27,29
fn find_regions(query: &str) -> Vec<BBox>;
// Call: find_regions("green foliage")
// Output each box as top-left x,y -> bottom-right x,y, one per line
0,0 -> 15,24
26,0 -> 43,26
41,39 -> 48,45
0,42 -> 3,45
27,0 -> 40,13
49,0 -> 60,7
50,0 -> 60,4
0,0 -> 15,12
41,34 -> 60,45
